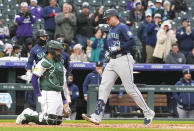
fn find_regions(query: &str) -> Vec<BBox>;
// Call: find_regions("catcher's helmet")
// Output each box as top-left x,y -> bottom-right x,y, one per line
103,9 -> 118,19
36,29 -> 48,37
46,40 -> 63,52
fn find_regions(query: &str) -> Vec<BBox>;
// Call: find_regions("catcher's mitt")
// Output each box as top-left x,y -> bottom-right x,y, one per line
63,103 -> 71,118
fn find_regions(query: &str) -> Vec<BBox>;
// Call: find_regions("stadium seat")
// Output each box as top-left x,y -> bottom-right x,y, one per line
89,6 -> 96,13
103,0 -> 117,8
118,0 -> 127,8
115,6 -> 125,13
120,10 -> 129,21
73,0 -> 87,6
58,0 -> 72,8
88,0 -> 102,7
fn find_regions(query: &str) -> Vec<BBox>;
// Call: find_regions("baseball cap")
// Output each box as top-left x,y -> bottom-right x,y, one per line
156,0 -> 163,3
163,0 -> 170,6
154,13 -> 161,18
181,18 -> 189,23
96,61 -> 103,67
82,2 -> 89,9
104,9 -> 118,19
135,1 -> 142,7
20,2 -> 28,7
31,0 -> 37,3
148,1 -> 154,6
145,12 -> 152,17
182,68 -> 191,76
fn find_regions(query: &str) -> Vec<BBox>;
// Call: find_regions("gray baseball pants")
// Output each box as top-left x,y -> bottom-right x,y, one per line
98,53 -> 153,117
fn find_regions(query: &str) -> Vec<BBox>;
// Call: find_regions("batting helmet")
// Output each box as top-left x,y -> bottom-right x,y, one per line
103,9 -> 118,19
36,29 -> 48,37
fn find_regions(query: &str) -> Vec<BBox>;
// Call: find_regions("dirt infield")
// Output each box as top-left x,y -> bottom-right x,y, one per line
0,122 -> 194,130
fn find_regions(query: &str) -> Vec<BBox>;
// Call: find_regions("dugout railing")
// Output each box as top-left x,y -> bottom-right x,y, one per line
87,84 -> 194,118
0,84 -> 194,120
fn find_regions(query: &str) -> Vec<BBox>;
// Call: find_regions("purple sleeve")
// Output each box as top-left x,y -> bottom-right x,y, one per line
31,74 -> 41,96
15,16 -> 25,25
30,16 -> 36,24
126,1 -> 132,11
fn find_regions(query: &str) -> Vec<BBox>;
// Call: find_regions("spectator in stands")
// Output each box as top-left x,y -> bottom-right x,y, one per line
186,48 -> 194,64
163,0 -> 175,20
90,7 -> 105,27
176,18 -> 194,56
15,2 -> 36,48
90,27 -> 108,62
70,44 -> 88,62
42,0 -> 61,40
56,34 -> 71,54
68,4 -> 74,13
146,1 -> 154,10
21,37 -> 34,57
137,12 -> 152,63
83,61 -> 103,102
13,45 -> 22,58
0,19 -> 9,42
67,74 -> 79,120
173,68 -> 194,118
28,0 -> 43,20
126,0 -> 140,11
0,43 -> 15,57
153,20 -> 177,63
86,39 -> 91,60
145,13 -> 161,63
76,2 -> 93,50
147,0 -> 167,21
55,3 -> 77,48
0,40 -> 4,53
165,44 -> 186,64
129,1 -> 145,24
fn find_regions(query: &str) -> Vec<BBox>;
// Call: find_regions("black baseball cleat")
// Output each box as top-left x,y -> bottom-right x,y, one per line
82,114 -> 100,125
143,111 -> 155,126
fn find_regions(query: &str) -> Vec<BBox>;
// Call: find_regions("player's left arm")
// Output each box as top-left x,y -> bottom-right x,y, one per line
31,60 -> 46,96
119,25 -> 136,51
62,67 -> 72,117
63,68 -> 71,104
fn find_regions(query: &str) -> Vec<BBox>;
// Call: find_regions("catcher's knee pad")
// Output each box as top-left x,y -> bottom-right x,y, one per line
55,116 -> 63,125
44,114 -> 58,125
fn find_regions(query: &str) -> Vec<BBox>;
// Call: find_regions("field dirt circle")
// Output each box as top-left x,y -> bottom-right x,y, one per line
0,122 -> 194,130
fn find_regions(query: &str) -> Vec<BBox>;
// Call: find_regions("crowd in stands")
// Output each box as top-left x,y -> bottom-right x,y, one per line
0,0 -> 193,119
0,0 -> 192,64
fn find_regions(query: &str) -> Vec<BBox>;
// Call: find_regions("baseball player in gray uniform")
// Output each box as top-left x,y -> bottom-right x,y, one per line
82,9 -> 155,126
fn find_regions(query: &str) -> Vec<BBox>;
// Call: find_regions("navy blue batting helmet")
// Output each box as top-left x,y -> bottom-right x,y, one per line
103,9 -> 118,19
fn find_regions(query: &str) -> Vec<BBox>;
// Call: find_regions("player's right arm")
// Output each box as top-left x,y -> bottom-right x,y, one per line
26,48 -> 36,72
31,60 -> 46,96
83,74 -> 90,101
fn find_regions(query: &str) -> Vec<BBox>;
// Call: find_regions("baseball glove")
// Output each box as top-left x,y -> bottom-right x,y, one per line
63,103 -> 71,118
